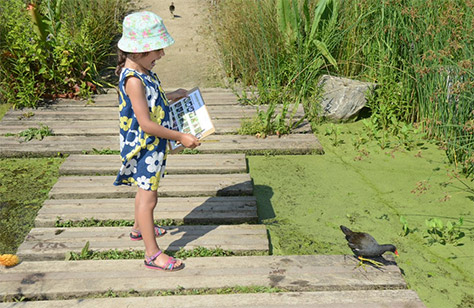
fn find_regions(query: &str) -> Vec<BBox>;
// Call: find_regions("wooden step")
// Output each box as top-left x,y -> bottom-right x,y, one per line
17,225 -> 269,260
49,174 -> 253,199
0,290 -> 426,307
2,105 -> 263,121
83,89 -> 245,107
0,134 -> 323,157
0,118 -> 311,135
0,255 -> 410,302
3,104 -> 305,120
59,154 -> 247,175
35,196 -> 258,227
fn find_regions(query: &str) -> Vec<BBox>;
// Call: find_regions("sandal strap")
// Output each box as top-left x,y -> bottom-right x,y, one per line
132,225 -> 164,237
165,256 -> 177,270
145,250 -> 163,263
154,225 -> 164,236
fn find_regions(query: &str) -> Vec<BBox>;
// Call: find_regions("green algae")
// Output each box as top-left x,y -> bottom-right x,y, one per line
248,121 -> 474,308
0,157 -> 64,253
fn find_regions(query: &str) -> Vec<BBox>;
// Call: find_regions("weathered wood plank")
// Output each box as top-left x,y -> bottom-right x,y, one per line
0,134 -> 322,157
35,196 -> 258,227
0,255 -> 408,301
55,88 -> 250,107
3,105 -> 304,121
59,154 -> 247,175
0,290 -> 426,308
196,134 -> 323,154
0,118 -> 311,135
0,118 -> 311,136
16,225 -> 269,260
48,174 -> 253,199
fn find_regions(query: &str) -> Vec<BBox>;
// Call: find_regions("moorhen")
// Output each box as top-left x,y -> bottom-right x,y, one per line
169,2 -> 175,18
340,225 -> 398,267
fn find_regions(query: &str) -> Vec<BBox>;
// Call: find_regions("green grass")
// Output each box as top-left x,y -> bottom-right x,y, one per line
248,121 -> 474,308
0,157 -> 64,254
55,218 -> 180,228
66,245 -> 266,261
0,103 -> 11,120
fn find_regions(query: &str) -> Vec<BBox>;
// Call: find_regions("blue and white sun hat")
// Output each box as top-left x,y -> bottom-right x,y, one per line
118,11 -> 175,53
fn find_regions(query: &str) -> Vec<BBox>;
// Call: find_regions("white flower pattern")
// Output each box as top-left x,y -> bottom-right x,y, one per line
145,151 -> 164,173
125,129 -> 139,147
120,158 -> 137,176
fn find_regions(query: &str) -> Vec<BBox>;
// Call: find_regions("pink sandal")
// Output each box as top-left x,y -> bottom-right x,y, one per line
144,250 -> 185,271
130,225 -> 166,241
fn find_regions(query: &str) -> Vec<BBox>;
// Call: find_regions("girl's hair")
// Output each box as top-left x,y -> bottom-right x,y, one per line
115,49 -> 128,76
115,49 -> 150,76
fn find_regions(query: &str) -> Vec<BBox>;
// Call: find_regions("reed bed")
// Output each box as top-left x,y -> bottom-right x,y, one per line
208,0 -> 473,176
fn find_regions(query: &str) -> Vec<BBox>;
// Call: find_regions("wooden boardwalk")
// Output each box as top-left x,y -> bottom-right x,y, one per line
0,89 -> 425,307
0,89 -> 318,157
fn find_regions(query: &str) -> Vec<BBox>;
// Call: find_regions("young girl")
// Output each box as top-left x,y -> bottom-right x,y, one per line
113,11 -> 200,271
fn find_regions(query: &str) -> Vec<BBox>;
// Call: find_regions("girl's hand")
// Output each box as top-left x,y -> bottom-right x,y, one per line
167,88 -> 188,102
179,133 -> 201,149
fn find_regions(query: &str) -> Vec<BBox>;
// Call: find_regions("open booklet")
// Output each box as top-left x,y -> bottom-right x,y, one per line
168,87 -> 215,153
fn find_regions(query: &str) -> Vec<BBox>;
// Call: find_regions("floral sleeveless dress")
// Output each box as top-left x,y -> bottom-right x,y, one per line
113,68 -> 171,191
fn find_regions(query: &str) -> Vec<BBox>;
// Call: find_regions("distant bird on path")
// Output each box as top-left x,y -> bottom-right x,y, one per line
169,2 -> 175,18
340,225 -> 398,267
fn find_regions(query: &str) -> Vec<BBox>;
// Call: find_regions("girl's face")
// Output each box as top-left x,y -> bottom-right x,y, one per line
140,49 -> 165,70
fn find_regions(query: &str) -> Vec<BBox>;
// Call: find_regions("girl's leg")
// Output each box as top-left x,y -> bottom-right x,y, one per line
131,192 -> 165,238
132,191 -> 141,231
135,187 -> 182,268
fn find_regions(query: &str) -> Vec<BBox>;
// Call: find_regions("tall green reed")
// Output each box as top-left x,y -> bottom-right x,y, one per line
210,0 -> 473,174
335,0 -> 473,175
210,0 -> 340,136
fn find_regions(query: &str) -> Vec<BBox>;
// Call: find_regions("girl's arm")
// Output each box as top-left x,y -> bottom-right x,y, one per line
126,77 -> 200,148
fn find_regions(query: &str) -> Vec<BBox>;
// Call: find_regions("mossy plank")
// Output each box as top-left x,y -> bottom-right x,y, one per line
35,196 -> 258,227
0,133 -> 321,157
59,154 -> 247,175
16,225 -> 269,260
48,174 -> 253,199
0,290 -> 426,307
0,118 -> 310,135
0,255 -> 410,302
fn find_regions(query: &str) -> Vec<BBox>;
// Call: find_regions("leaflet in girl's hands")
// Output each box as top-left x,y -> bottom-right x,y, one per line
169,87 -> 215,153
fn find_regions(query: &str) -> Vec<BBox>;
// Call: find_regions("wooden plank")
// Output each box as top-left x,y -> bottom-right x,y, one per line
59,154 -> 247,175
16,225 -> 269,260
48,174 -> 253,199
0,255 -> 408,301
0,118 -> 311,135
82,89 -> 248,107
197,134 -> 324,154
2,104 -> 305,122
0,290 -> 426,307
2,105 -> 265,120
0,134 -> 322,157
35,196 -> 258,227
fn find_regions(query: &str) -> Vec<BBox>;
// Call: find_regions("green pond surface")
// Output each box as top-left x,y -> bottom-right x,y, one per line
248,122 -> 474,308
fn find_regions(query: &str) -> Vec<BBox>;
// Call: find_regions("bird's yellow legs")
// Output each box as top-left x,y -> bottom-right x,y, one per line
357,256 -> 385,268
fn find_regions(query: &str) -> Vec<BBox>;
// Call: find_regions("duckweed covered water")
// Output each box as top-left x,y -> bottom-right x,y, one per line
248,122 -> 474,308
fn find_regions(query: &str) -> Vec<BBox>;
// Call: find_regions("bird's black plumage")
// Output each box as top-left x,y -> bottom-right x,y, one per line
340,225 -> 398,258
169,2 -> 175,15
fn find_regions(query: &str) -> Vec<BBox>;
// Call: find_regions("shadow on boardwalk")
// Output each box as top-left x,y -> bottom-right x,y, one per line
166,184 -> 275,254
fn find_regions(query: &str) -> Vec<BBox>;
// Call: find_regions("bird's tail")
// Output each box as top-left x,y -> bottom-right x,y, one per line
340,225 -> 353,236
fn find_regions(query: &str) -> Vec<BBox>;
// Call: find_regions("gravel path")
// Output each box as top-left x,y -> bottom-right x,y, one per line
139,0 -> 222,89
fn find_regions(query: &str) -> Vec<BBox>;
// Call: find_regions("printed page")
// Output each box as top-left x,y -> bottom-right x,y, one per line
169,88 -> 215,152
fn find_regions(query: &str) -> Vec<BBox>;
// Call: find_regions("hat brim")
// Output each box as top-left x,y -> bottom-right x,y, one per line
118,34 -> 175,53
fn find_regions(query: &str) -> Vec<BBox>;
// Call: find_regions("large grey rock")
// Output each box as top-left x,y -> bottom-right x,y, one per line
318,75 -> 376,122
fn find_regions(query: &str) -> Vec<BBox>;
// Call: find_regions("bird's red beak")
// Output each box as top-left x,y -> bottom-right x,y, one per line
394,250 -> 399,256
